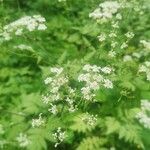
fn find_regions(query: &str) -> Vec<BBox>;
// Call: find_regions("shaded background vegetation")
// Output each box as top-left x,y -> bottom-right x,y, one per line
0,0 -> 150,150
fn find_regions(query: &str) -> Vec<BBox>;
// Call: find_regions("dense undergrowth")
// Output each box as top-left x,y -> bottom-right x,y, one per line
0,0 -> 150,150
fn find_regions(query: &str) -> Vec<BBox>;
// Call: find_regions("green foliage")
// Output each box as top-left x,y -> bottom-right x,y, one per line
77,137 -> 107,150
70,113 -> 96,133
0,0 -> 150,150
105,117 -> 143,148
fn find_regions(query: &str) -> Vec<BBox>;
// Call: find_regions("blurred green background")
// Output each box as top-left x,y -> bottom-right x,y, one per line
0,0 -> 150,149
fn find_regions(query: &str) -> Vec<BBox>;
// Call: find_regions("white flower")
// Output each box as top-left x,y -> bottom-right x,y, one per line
97,33 -> 106,42
57,76 -> 68,85
89,8 -> 102,20
108,50 -> 116,58
16,133 -> 30,147
68,87 -> 76,96
89,81 -> 100,90
91,65 -> 100,72
82,113 -> 97,126
44,77 -> 52,84
48,104 -> 58,115
32,113 -> 44,128
89,1 -> 121,22
141,100 -> 150,111
68,105 -> 76,112
125,32 -> 134,39
123,55 -> 133,62
38,24 -> 47,30
136,99 -> 150,129
132,52 -> 141,58
111,42 -> 118,48
51,94 -> 60,101
139,65 -> 147,73
81,87 -> 94,101
103,79 -> 113,89
146,72 -> 150,81
140,40 -> 150,50
65,97 -> 73,105
42,94 -> 50,104
139,62 -> 150,81
121,42 -> 128,49
79,65 -> 113,101
101,67 -> 112,74
0,15 -> 46,41
81,87 -> 91,95
15,28 -> 23,35
52,127 -> 66,147
83,64 -> 92,72
43,67 -> 68,105
51,86 -> 59,93
50,67 -> 63,75
33,15 -> 46,22
65,97 -> 76,112
14,44 -> 33,51
0,32 -> 11,41
99,1 -> 120,14
78,73 -> 90,82
112,21 -> 119,28
109,32 -> 117,38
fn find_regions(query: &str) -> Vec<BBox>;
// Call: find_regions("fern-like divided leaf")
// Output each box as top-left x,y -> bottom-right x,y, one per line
70,114 -> 96,133
76,136 -> 107,150
105,117 -> 144,149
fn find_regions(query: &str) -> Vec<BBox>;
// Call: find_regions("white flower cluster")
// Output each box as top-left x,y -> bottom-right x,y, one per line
48,103 -> 58,115
140,40 -> 150,50
0,15 -> 47,41
125,32 -> 135,39
97,33 -> 106,42
42,67 -> 72,114
97,31 -> 134,55
43,67 -> 68,104
136,100 -> 150,129
120,31 -> 135,50
108,50 -> 116,58
122,39 -> 150,62
14,44 -> 33,51
139,61 -> 150,81
123,55 -> 133,62
130,40 -> 150,59
52,127 -> 66,147
97,32 -> 118,44
43,67 -> 77,114
32,113 -> 45,128
89,1 -> 121,22
82,113 -> 97,126
65,95 -> 77,113
16,133 -> 30,147
78,64 -> 113,101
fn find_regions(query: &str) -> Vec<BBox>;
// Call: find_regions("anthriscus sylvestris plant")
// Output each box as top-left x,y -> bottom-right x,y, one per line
0,0 -> 150,149
32,65 -> 114,147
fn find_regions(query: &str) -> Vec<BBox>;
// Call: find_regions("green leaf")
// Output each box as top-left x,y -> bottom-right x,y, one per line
77,137 -> 107,150
105,117 -> 120,134
27,128 -> 47,150
70,114 -> 96,133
